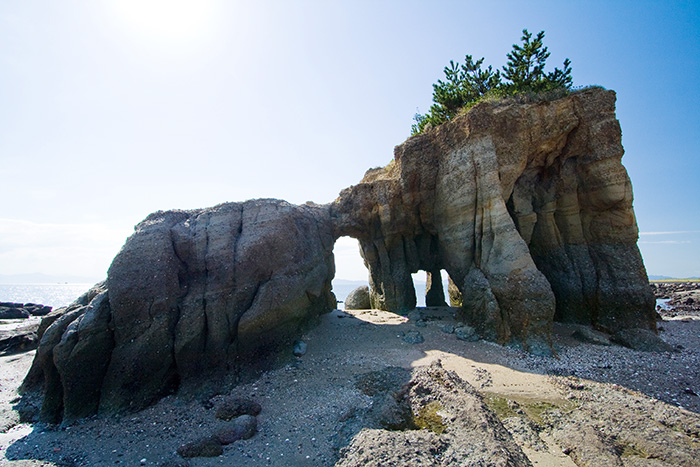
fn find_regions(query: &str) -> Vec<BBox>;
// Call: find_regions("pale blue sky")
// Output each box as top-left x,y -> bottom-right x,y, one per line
1,0 -> 698,282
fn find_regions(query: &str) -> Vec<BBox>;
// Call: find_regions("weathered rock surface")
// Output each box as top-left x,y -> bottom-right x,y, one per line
20,200 -> 336,422
611,328 -> 678,353
336,361 -> 531,466
344,285 -> 371,310
333,87 -> 655,353
0,322 -> 39,355
20,87 -> 655,422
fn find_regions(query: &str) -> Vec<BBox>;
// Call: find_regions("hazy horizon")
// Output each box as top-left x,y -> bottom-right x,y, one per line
1,1 -> 698,282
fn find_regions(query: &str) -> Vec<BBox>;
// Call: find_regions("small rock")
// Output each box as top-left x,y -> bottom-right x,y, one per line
441,324 -> 455,334
415,320 -> 427,328
215,414 -> 257,444
215,397 -> 262,420
455,325 -> 478,342
177,437 -> 223,458
293,340 -> 307,357
407,310 -> 423,322
402,330 -> 424,344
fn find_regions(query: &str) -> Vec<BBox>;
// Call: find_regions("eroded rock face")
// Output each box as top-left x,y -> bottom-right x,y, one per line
21,200 -> 336,422
333,87 -> 655,352
21,87 -> 654,421
336,361 -> 532,466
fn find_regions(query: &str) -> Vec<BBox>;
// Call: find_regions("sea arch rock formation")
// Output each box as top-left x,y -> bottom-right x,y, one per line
333,87 -> 655,352
20,87 -> 655,422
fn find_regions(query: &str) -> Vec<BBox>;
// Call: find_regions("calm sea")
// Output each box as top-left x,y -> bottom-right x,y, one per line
0,281 -> 447,310
0,283 -> 93,308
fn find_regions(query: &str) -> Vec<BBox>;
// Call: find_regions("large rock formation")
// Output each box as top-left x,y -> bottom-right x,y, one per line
20,87 -> 654,422
21,200 -> 336,422
333,87 -> 655,353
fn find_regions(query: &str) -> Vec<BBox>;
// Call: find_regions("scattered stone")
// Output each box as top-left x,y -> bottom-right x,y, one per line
455,325 -> 478,342
345,286 -> 371,310
215,397 -> 262,421
402,330 -> 424,344
177,437 -> 223,458
293,340 -> 307,357
214,414 -> 257,444
414,320 -> 427,328
407,310 -> 422,322
611,328 -> 677,353
441,324 -> 455,334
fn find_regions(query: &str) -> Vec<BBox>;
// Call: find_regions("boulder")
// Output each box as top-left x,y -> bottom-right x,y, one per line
344,285 -> 371,310
214,414 -> 257,444
21,200 -> 336,422
214,397 -> 262,420
611,328 -> 677,353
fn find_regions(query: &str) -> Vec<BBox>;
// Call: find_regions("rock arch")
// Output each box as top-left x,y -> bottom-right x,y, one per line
21,87 -> 655,422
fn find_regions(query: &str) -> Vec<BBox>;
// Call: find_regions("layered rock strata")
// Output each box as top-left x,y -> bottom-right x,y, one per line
333,87 -> 655,352
21,87 -> 654,422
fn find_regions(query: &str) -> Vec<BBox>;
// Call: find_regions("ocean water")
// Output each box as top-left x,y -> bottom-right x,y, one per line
0,280 -> 448,310
0,283 -> 93,308
332,280 -> 450,308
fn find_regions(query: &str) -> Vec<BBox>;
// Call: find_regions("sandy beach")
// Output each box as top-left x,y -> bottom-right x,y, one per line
1,303 -> 700,466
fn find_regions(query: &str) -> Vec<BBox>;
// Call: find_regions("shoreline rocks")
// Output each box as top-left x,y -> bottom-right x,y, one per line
0,302 -> 52,319
0,302 -> 52,355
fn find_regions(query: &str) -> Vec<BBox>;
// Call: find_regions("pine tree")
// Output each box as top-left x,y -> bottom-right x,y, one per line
502,29 -> 572,93
412,29 -> 573,136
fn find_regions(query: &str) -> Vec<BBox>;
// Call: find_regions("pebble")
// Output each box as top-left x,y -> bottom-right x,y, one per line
293,340 -> 307,357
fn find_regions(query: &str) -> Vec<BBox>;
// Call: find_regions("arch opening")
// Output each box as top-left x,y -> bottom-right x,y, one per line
331,236 -> 368,308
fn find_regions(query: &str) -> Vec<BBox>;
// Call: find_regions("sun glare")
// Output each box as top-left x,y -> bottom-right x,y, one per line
108,0 -> 219,45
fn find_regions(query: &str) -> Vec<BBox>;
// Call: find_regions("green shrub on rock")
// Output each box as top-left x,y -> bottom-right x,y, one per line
412,29 -> 573,135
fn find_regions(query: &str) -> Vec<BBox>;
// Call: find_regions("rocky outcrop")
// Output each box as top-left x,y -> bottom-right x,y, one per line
332,87 -> 655,353
336,361 -> 532,466
0,302 -> 52,319
21,87 -> 654,421
0,303 -> 53,354
20,200 -> 336,422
